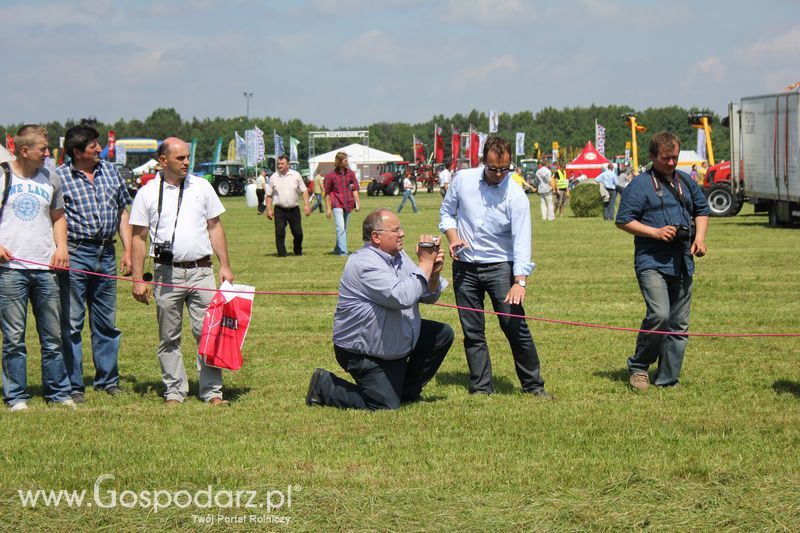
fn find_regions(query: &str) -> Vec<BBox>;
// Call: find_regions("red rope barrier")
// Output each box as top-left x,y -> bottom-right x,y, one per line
8,256 -> 800,338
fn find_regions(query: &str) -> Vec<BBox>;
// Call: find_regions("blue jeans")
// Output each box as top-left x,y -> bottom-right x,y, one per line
317,320 -> 454,410
453,261 -> 545,394
604,187 -> 617,220
0,268 -> 71,405
628,268 -> 693,386
397,190 -> 418,213
310,193 -> 323,213
332,208 -> 351,255
59,242 -> 121,393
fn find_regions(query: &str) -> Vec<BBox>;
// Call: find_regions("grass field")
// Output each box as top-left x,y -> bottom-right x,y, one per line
1,191 -> 798,531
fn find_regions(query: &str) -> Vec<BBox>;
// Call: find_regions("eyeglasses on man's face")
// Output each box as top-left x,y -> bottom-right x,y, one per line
374,227 -> 403,235
485,166 -> 511,174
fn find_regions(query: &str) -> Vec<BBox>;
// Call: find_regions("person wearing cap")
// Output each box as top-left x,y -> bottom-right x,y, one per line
130,137 -> 234,406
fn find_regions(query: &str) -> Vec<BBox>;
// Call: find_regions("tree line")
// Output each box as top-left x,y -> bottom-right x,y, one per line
2,104 -> 730,167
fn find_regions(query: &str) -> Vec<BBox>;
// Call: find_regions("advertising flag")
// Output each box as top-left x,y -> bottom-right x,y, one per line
227,139 -> 235,161
5,134 -> 14,155
413,135 -> 425,164
115,144 -> 127,166
235,131 -> 246,163
107,131 -> 116,161
213,137 -> 223,163
289,136 -> 300,163
478,133 -> 488,161
515,132 -> 525,156
245,130 -> 256,167
273,132 -> 284,157
489,109 -> 499,133
189,138 -> 197,174
697,129 -> 707,161
254,127 -> 265,163
434,124 -> 444,164
451,128 -> 460,170
469,128 -> 479,167
595,121 -> 606,156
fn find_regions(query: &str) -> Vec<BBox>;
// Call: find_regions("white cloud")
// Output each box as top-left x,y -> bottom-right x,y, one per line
689,56 -> 725,83
439,0 -> 534,26
451,54 -> 518,89
740,25 -> 800,65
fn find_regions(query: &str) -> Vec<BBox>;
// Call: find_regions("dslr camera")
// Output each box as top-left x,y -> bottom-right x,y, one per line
673,224 -> 692,242
153,241 -> 174,262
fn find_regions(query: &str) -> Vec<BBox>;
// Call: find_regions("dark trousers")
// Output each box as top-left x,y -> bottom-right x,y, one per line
256,189 -> 266,214
453,261 -> 545,394
318,320 -> 454,410
274,205 -> 303,256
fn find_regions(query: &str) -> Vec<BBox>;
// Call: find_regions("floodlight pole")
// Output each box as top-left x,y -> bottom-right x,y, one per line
243,92 -> 253,125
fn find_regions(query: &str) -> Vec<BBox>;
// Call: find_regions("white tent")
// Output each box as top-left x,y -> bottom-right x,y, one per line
132,158 -> 159,175
677,150 -> 706,175
0,144 -> 14,164
308,143 -> 402,185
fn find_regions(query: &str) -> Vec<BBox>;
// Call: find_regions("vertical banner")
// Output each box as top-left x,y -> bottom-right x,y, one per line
227,139 -> 236,162
696,129 -> 707,161
625,141 -> 631,166
478,133 -> 488,160
515,132 -> 525,156
469,128 -> 479,167
189,138 -> 197,174
254,127 -> 266,163
115,144 -> 127,166
213,137 -> 223,163
245,130 -> 256,167
595,122 -> 606,156
235,132 -> 246,163
451,128 -> 460,170
434,125 -> 444,164
273,131 -> 284,157
552,141 -> 559,163
6,133 -> 15,155
289,136 -> 299,163
107,131 -> 116,161
413,136 -> 425,164
489,109 -> 499,133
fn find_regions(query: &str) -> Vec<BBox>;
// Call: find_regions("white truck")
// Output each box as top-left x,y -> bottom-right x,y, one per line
735,88 -> 800,225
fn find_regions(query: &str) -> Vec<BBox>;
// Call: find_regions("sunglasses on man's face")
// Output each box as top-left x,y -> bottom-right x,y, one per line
486,166 -> 510,174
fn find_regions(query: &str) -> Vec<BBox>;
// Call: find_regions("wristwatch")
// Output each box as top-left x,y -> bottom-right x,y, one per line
515,279 -> 527,288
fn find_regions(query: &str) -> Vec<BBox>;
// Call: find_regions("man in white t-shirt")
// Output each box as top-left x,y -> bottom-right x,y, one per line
438,165 -> 451,197
130,137 -> 234,406
255,169 -> 267,215
0,125 -> 74,410
266,155 -> 311,257
535,163 -> 555,222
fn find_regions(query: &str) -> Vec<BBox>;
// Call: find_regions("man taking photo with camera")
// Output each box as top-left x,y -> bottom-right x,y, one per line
130,137 -> 234,406
616,131 -> 710,390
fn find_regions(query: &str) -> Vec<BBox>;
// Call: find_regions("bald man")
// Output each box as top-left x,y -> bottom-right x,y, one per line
130,137 -> 234,406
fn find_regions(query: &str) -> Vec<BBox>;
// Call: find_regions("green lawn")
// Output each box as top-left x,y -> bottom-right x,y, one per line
1,192 -> 798,531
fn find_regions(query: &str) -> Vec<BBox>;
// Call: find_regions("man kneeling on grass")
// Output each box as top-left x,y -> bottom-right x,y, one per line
306,209 -> 454,410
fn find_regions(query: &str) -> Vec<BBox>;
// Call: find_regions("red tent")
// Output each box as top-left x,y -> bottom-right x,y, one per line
566,141 -> 612,179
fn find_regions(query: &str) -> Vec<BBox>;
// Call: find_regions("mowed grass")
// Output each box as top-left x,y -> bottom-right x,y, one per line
1,191 -> 798,531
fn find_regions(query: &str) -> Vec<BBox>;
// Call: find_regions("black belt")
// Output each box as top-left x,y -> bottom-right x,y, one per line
154,255 -> 212,269
72,238 -> 116,246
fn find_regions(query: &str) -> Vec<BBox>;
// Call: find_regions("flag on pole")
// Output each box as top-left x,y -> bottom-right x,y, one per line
478,133 -> 488,160
289,136 -> 300,163
189,138 -> 197,174
696,128 -> 707,161
515,132 -> 525,156
413,135 -> 425,164
434,124 -> 444,164
451,127 -> 460,170
489,109 -> 499,133
254,127 -> 265,163
227,139 -> 236,161
235,132 -> 246,163
625,141 -> 631,166
107,131 -> 116,161
115,144 -> 126,166
245,130 -> 256,167
213,137 -> 223,163
5,133 -> 14,155
273,131 -> 284,157
595,121 -> 606,156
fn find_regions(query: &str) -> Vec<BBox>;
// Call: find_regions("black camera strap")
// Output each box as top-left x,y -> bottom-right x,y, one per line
0,162 -> 13,223
153,173 -> 186,247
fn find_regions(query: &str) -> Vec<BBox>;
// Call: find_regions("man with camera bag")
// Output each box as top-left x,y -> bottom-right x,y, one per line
130,138 -> 234,406
616,131 -> 710,390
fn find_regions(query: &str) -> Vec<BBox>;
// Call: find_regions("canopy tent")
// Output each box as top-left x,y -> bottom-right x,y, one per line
308,143 -> 402,184
0,144 -> 13,164
132,158 -> 159,175
677,150 -> 706,176
565,141 -> 612,179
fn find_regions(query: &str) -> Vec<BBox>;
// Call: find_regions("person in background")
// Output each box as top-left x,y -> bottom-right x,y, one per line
324,152 -> 360,256
397,168 -> 419,214
534,163 -> 555,221
596,163 -> 618,221
255,169 -> 267,215
265,155 -> 311,257
310,170 -> 324,213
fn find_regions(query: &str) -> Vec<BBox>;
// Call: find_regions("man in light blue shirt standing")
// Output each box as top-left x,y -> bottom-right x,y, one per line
439,136 -> 550,398
597,163 -> 618,220
306,209 -> 454,410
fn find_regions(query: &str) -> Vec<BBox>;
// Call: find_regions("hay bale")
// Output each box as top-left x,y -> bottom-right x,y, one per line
569,181 -> 604,217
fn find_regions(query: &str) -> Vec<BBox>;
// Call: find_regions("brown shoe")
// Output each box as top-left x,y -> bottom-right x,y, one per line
208,397 -> 230,406
165,399 -> 181,406
629,371 -> 649,390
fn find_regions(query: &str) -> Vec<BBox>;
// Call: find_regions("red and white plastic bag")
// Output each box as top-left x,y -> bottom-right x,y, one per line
199,281 -> 255,371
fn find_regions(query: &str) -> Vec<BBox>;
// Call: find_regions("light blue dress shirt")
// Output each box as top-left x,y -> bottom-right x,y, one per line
439,167 -> 534,277
597,169 -> 618,190
332,245 -> 446,360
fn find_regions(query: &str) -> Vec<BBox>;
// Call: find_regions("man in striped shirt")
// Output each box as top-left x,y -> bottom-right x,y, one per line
55,125 -> 132,404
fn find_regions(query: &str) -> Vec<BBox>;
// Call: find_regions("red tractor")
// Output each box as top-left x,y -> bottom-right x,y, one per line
366,161 -> 415,196
703,160 -> 745,217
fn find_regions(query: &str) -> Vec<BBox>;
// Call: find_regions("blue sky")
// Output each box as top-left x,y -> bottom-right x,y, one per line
3,0 -> 799,128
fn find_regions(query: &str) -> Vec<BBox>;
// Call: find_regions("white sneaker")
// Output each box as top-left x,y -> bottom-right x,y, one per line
10,402 -> 29,411
60,398 -> 78,409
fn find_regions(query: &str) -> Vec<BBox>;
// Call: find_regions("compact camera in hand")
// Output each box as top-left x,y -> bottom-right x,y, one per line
153,241 -> 174,262
673,225 -> 692,242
